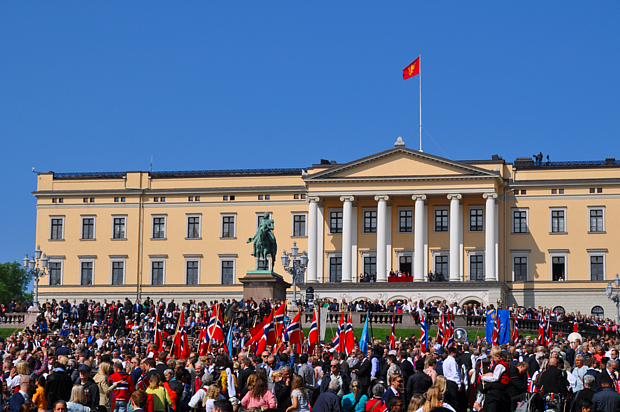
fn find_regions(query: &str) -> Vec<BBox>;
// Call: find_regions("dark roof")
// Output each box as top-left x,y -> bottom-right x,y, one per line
53,168 -> 304,180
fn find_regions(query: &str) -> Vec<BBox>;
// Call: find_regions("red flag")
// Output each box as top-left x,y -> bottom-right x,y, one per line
308,308 -> 319,354
511,316 -> 519,342
403,57 -> 420,80
345,313 -> 355,355
332,312 -> 345,352
573,321 -> 578,333
207,304 -> 225,342
283,311 -> 303,353
275,303 -> 287,338
389,311 -> 396,350
255,311 -> 274,355
492,312 -> 500,346
173,330 -> 191,359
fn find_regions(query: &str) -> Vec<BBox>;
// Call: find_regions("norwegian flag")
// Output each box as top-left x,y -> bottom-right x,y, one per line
511,316 -> 519,342
546,317 -> 552,342
174,328 -> 191,359
446,313 -> 455,347
344,313 -> 355,355
528,372 -> 540,393
136,371 -> 150,391
247,309 -> 277,346
207,304 -> 225,342
420,314 -> 428,353
255,311 -> 274,355
538,313 -> 546,346
275,303 -> 287,338
492,311 -> 500,346
198,327 -> 210,356
389,311 -> 396,350
283,311 -> 304,353
332,311 -> 345,352
573,321 -> 579,333
308,308 -> 319,354
436,311 -> 444,345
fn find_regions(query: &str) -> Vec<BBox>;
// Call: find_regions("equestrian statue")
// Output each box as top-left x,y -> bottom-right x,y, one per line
247,212 -> 278,271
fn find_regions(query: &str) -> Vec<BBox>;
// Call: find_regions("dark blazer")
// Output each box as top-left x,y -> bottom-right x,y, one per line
313,390 -> 342,412
571,388 -> 596,412
537,365 -> 567,396
380,387 -> 402,405
592,387 -> 620,412
46,369 -> 73,406
405,371 -> 433,402
55,346 -> 70,356
356,358 -> 371,387
399,359 -> 414,383
237,366 -> 254,392
506,365 -> 527,398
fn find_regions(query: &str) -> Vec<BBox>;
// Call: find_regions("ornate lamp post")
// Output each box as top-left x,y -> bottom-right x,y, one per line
23,245 -> 48,311
606,274 -> 620,324
281,242 -> 308,307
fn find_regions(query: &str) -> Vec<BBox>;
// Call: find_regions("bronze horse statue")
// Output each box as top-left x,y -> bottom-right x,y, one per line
247,212 -> 278,271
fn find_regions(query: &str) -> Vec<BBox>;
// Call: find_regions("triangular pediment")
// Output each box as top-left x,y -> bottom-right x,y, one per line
306,147 -> 498,181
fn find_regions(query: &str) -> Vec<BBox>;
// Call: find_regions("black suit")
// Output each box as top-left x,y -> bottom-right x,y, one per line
406,371 -> 433,403
357,358 -> 371,390
46,370 -> 73,406
538,365 -> 567,397
238,366 -> 255,392
460,352 -> 473,372
399,359 -> 414,384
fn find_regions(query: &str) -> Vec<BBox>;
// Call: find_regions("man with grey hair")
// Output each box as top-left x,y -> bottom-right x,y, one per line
571,375 -> 596,412
188,373 -> 215,409
312,380 -> 342,412
274,365 -> 293,409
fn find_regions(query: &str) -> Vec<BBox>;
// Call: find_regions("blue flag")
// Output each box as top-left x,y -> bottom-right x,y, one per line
486,309 -> 510,344
226,325 -> 233,355
359,311 -> 370,354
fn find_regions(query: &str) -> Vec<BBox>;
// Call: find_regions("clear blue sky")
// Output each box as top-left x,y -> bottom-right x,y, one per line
1,2 -> 619,265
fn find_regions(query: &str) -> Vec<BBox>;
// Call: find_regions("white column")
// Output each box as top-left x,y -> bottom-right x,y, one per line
447,194 -> 462,281
340,196 -> 354,282
375,195 -> 389,282
412,195 -> 427,281
385,204 -> 392,274
351,205 -> 358,281
484,193 -> 498,281
317,205 -> 324,282
306,197 -> 319,283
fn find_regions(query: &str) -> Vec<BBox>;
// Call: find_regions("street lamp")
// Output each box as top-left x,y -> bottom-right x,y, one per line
605,273 -> 620,324
23,245 -> 48,311
281,241 -> 308,307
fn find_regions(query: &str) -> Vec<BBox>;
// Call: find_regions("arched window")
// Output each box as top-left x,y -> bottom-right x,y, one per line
592,306 -> 604,317
553,306 -> 565,314
462,300 -> 481,307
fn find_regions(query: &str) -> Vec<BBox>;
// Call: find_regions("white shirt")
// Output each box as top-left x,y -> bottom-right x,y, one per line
482,363 -> 506,383
443,355 -> 461,388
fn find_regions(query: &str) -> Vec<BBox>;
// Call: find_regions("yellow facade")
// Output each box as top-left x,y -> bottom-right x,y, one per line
33,144 -> 620,316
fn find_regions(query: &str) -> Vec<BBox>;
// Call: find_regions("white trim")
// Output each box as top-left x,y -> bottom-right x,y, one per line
361,206 -> 378,234
467,205 -> 484,232
80,215 -> 96,240
433,206 -> 449,233
185,256 -> 201,285
151,214 -> 167,239
78,257 -> 95,286
327,207 -> 343,235
511,251 -> 530,282
549,206 -> 567,234
397,206 -> 414,234
186,213 -> 202,239
49,215 -> 65,240
588,206 -> 606,233
220,213 -> 237,238
109,257 -> 126,285
150,257 -> 166,285
466,249 -> 485,281
219,256 -> 236,285
587,251 -> 606,281
291,212 -> 308,237
111,215 -> 127,240
511,207 -> 529,234
48,258 -> 63,286
549,251 -> 567,281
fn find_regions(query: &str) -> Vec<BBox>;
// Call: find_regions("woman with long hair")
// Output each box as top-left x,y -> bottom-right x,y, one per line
93,362 -> 118,410
341,379 -> 367,412
146,373 -> 172,412
239,374 -> 257,400
433,376 -> 456,410
66,386 -> 91,412
201,385 -> 221,412
287,375 -> 310,412
418,387 -> 455,412
240,376 -> 276,410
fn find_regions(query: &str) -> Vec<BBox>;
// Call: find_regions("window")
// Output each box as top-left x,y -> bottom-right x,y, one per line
521,190 -> 527,195
160,197 -> 166,202
399,255 -> 412,275
590,188 -> 595,193
221,260 -> 234,285
513,209 -> 528,233
592,306 -> 604,317
301,194 -> 306,199
399,209 -> 413,233
151,261 -> 164,285
59,198 -> 63,203
364,256 -> 376,278
363,210 -> 377,233
559,189 -> 564,194
195,196 -> 200,201
152,216 -> 166,239
81,217 -> 95,240
551,256 -> 565,281
551,189 -> 556,194
222,214 -> 236,238
80,261 -> 93,285
265,195 -> 270,200
292,214 -> 306,237
187,215 -> 201,238
224,196 -> 229,201
597,188 -> 603,193
115,197 -> 119,202
188,196 -> 193,201
330,210 -> 343,234
469,208 -> 483,232
121,197 -> 125,202
590,255 -> 605,281
435,209 -> 449,232
258,195 -> 263,200
111,261 -> 124,285
551,208 -> 566,233
434,255 -> 448,277
329,257 -> 342,283
469,255 -> 484,281
186,261 -> 199,285
90,198 -> 95,203
113,217 -> 126,239
50,217 -> 64,240
52,198 -> 57,203
49,261 -> 62,285
230,195 -> 235,201
514,256 -> 528,281
589,208 -> 604,232
514,190 -> 519,195
294,194 -> 299,199
83,198 -> 88,203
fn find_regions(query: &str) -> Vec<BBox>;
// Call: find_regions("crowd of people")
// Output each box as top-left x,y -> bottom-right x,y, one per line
1,297 -> 620,412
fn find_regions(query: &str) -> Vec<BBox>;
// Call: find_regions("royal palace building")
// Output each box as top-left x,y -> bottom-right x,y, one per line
33,139 -> 620,317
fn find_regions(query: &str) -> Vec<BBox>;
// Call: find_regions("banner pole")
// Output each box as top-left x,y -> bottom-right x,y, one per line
419,52 -> 422,152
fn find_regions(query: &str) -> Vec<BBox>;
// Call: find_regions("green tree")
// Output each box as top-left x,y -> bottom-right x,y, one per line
0,262 -> 33,305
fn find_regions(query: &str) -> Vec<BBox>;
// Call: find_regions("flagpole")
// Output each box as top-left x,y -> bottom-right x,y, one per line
419,52 -> 422,152
169,309 -> 183,357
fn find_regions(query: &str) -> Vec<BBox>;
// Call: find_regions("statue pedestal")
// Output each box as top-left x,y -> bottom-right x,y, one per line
239,270 -> 290,301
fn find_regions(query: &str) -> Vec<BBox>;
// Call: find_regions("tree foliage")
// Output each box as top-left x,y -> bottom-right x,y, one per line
0,261 -> 33,305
